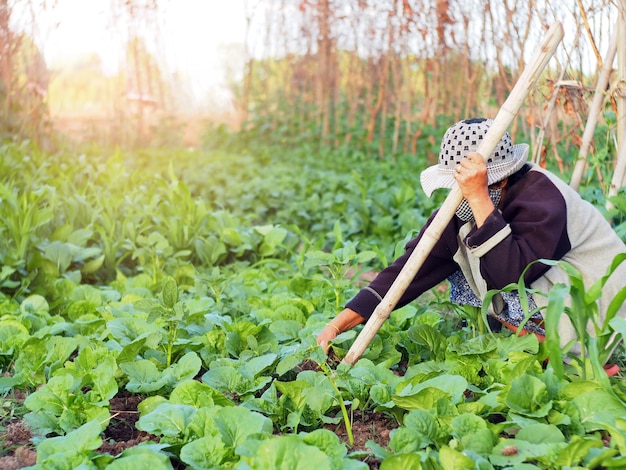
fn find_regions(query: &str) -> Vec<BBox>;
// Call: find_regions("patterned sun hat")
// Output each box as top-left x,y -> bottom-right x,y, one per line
420,118 -> 529,197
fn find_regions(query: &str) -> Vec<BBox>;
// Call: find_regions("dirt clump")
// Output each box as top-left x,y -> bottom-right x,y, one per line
0,420 -> 37,469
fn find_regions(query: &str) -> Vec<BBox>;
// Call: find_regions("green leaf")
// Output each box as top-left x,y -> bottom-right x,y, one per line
36,419 -> 104,462
439,445 -> 475,470
392,387 -> 450,411
403,409 -> 439,443
572,390 -> 626,432
24,374 -> 74,414
516,423 -> 565,444
202,365 -> 252,395
489,439 -> 532,467
380,453 -> 423,469
388,426 -> 428,454
370,383 -> 393,407
43,241 -> 73,273
66,228 -> 93,246
121,360 -> 169,393
82,254 -> 105,274
20,294 -> 50,316
71,348 -> 119,404
586,450 -> 624,469
23,411 -> 60,437
300,428 -> 348,462
107,317 -> 163,347
239,435 -> 331,469
452,413 -> 488,440
168,351 -> 202,382
239,353 -> 278,380
194,235 -> 227,265
0,319 -> 30,351
449,334 -> 497,355
117,337 -> 149,364
186,406 -> 222,440
407,323 -> 446,360
460,428 -> 494,455
213,406 -> 273,448
180,434 -> 230,468
544,283 -> 569,378
221,227 -> 243,246
301,382 -> 334,415
136,403 -> 197,439
304,250 -> 336,269
393,375 -> 468,410
275,352 -> 306,376
169,380 -> 225,408
275,379 -> 310,411
257,225 -> 288,256
504,374 -> 553,418
108,449 -> 174,470
555,435 -> 603,467
273,304 -> 306,323
161,276 -> 178,309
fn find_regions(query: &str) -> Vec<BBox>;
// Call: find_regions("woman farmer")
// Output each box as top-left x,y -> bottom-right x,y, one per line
317,117 -> 626,360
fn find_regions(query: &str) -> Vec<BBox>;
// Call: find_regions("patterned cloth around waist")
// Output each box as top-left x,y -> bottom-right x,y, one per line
448,270 -> 545,335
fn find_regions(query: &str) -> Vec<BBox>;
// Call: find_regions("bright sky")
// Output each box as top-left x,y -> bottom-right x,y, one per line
33,0 -> 247,102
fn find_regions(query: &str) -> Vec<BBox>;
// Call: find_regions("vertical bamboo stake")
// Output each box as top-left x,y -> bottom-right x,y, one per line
529,3 -> 580,166
570,24 -> 618,191
341,22 -> 564,366
610,144 -> 626,204
607,1 -> 626,205
532,70 -> 565,165
618,0 -> 626,157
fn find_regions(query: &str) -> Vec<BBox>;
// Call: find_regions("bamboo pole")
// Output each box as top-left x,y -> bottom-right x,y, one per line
610,143 -> 626,205
607,1 -> 626,206
618,0 -> 626,158
341,22 -> 564,366
533,22 -> 584,166
570,24 -> 618,191
532,70 -> 565,165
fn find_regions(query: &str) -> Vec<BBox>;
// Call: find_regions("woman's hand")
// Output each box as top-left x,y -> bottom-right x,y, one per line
316,308 -> 366,354
454,152 -> 488,195
317,324 -> 339,354
453,152 -> 495,226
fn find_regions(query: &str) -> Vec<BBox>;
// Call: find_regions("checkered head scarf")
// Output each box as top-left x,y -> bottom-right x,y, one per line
420,118 -> 529,197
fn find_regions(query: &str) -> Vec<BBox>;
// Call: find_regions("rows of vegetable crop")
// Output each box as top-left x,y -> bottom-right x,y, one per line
2,140 -> 626,469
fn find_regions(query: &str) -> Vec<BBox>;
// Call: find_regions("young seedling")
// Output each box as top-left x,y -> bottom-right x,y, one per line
317,360 -> 354,447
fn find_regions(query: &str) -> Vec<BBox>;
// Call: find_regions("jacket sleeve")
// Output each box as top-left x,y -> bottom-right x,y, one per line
464,171 -> 570,289
345,211 -> 460,320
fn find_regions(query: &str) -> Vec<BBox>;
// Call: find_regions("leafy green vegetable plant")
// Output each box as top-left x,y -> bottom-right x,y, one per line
132,276 -> 188,368
303,222 -> 378,310
4,137 -> 626,469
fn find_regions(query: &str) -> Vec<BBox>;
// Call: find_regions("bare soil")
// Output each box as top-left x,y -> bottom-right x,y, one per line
0,420 -> 37,470
325,410 -> 397,469
99,392 -> 155,456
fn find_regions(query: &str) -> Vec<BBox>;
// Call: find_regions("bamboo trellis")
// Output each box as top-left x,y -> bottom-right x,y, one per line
607,0 -> 626,207
570,1 -> 626,201
569,21 -> 618,190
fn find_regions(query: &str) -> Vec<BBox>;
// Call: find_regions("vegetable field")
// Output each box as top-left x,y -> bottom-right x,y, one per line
2,138 -> 626,470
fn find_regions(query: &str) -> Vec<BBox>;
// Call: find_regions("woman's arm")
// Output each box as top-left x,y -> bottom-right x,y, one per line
316,308 -> 365,353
